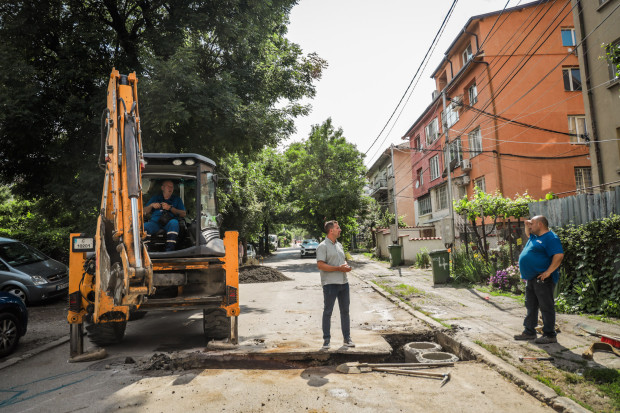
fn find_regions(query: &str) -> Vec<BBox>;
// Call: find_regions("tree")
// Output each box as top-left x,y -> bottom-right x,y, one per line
284,119 -> 366,242
218,147 -> 288,254
0,0 -> 326,227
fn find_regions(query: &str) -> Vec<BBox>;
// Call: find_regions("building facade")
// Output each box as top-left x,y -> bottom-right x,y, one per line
366,145 -> 416,227
571,0 -> 620,191
403,0 -> 591,239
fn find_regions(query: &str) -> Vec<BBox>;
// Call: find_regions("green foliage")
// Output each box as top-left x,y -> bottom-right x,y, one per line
0,1 -> 326,223
218,148 -> 288,246
377,209 -> 407,228
583,367 -> 620,411
554,215 -> 620,317
450,246 -> 496,284
415,248 -> 431,269
0,187 -> 81,263
284,118 -> 366,243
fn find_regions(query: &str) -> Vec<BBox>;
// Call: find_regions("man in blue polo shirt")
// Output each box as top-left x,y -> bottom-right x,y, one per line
144,180 -> 186,252
514,215 -> 564,344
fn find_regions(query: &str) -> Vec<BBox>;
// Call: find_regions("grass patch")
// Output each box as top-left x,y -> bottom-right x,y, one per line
475,285 -> 525,304
394,283 -> 424,296
583,368 -> 620,411
587,314 -> 620,325
473,340 -> 510,359
535,375 -> 565,396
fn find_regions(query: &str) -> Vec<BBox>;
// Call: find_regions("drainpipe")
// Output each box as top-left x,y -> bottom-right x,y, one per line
576,0 -> 604,191
447,58 -> 454,79
442,92 -> 455,247
390,144 -> 399,242
464,31 -> 479,53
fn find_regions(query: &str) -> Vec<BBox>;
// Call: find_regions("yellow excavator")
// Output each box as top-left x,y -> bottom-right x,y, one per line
67,69 -> 239,357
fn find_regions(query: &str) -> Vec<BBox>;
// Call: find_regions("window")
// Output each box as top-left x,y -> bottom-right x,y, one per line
462,44 -> 473,65
561,28 -> 576,46
599,0 -> 610,5
387,164 -> 393,179
425,118 -> 439,145
563,68 -> 582,91
449,138 -> 463,165
441,101 -> 460,129
575,167 -> 592,194
416,168 -> 424,187
468,128 -> 483,157
468,83 -> 478,105
474,176 -> 486,193
435,185 -> 448,210
419,195 -> 432,215
568,115 -> 588,144
429,155 -> 440,181
414,135 -> 422,151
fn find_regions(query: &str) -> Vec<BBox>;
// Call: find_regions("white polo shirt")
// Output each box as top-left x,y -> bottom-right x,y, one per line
316,237 -> 348,286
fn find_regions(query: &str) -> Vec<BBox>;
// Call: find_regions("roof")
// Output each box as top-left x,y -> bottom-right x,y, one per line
430,0 -> 551,78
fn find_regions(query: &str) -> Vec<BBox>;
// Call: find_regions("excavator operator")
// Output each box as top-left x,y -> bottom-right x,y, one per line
144,180 -> 187,251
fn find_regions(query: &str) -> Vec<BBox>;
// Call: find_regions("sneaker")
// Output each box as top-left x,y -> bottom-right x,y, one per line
514,332 -> 537,340
344,339 -> 356,348
534,336 -> 557,344
321,341 -> 330,350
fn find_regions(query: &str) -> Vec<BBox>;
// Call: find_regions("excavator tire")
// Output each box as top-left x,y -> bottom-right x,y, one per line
203,308 -> 230,340
85,321 -> 127,346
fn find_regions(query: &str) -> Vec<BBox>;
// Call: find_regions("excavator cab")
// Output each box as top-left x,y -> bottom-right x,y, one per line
141,153 -> 225,258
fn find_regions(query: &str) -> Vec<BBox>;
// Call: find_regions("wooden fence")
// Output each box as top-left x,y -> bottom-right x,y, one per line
528,186 -> 620,227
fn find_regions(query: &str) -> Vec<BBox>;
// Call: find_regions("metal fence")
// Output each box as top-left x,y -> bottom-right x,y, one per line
528,186 -> 620,227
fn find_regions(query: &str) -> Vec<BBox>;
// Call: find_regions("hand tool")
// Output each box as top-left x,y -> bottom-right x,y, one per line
575,323 -> 620,348
336,361 -> 454,374
518,356 -> 554,362
582,342 -> 620,360
372,368 -> 451,386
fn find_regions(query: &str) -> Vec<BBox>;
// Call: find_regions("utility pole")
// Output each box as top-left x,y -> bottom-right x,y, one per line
390,144 -> 399,243
442,92 -> 455,246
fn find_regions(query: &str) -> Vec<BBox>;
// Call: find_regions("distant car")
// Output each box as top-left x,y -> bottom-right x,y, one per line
0,291 -> 28,357
268,234 -> 278,251
246,244 -> 257,259
300,239 -> 319,257
0,237 -> 69,304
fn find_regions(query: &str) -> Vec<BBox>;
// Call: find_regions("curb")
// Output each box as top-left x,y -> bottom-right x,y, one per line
351,269 -> 591,413
0,336 -> 69,371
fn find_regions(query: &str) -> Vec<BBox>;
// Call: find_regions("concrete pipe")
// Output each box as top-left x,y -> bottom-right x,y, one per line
403,342 -> 442,362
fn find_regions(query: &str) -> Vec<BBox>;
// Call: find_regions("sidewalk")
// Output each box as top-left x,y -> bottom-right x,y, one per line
349,253 -> 620,412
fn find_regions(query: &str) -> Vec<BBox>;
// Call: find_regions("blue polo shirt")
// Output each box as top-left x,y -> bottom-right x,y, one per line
518,231 -> 564,283
146,194 -> 185,223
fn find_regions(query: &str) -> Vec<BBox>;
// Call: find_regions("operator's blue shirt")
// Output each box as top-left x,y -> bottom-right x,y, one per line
518,231 -> 563,283
146,194 -> 185,223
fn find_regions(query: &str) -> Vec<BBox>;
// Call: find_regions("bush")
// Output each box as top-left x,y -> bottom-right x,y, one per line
450,246 -> 496,284
415,248 -> 431,269
554,215 -> 620,317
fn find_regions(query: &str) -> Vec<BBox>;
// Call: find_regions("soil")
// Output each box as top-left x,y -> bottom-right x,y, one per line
239,265 -> 291,284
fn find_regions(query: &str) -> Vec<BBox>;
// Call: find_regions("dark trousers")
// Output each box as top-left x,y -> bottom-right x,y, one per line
524,278 -> 556,337
322,283 -> 351,342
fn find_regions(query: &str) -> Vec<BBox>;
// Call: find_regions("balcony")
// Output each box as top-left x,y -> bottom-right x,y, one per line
370,178 -> 388,198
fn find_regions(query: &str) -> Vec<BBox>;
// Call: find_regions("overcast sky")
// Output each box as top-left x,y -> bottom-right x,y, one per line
285,0 -> 521,166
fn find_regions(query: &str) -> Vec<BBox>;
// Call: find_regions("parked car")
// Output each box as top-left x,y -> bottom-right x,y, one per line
0,291 -> 28,357
0,237 -> 69,304
246,244 -> 257,260
268,234 -> 278,251
300,239 -> 319,257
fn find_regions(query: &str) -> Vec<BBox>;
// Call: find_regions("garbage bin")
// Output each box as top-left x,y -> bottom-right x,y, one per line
429,249 -> 450,284
387,244 -> 402,267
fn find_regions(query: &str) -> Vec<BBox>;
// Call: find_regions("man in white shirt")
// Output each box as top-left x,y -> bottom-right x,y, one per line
316,220 -> 354,350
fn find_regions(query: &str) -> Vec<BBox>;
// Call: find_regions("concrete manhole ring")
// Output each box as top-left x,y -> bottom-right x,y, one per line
403,342 -> 442,362
415,351 -> 459,364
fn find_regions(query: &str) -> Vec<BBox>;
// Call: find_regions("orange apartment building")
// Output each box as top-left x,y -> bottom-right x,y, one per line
403,0 -> 591,238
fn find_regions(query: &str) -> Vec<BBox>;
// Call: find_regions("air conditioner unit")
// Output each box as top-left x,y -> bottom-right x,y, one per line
461,159 -> 472,172
452,95 -> 463,106
454,175 -> 470,186
432,90 -> 440,100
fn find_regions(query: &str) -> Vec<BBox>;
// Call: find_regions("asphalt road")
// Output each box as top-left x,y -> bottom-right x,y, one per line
0,246 -> 556,412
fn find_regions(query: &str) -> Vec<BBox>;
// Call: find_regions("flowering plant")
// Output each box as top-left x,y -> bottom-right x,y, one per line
488,264 -> 521,291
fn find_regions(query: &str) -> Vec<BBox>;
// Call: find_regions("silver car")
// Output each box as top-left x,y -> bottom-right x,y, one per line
300,239 -> 319,257
0,237 -> 69,304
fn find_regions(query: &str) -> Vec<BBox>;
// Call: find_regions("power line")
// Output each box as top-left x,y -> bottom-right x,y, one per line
364,0 -> 459,157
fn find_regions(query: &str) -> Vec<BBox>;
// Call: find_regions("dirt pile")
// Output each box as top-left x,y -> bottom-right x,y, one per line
239,265 -> 291,283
